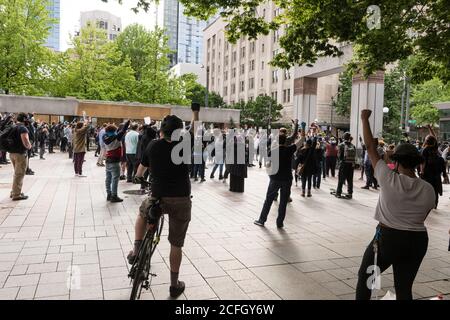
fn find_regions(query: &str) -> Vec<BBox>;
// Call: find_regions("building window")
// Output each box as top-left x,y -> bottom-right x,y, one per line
249,96 -> 254,102
225,56 -> 229,66
207,38 -> 211,48
261,61 -> 264,70
250,42 -> 256,54
250,60 -> 255,71
261,43 -> 265,53
272,70 -> 278,83
240,64 -> 245,75
240,81 -> 245,92
224,71 -> 228,81
211,77 -> 215,86
287,89 -> 291,102
232,68 -> 236,78
232,51 -> 237,62
273,30 -> 280,43
231,84 -> 236,94
271,91 -> 278,102
241,46 -> 246,58
225,42 -> 229,50
261,78 -> 264,87
224,86 -> 228,95
212,49 -> 215,58
212,35 -> 216,45
284,69 -> 291,80
249,78 -> 254,90
212,63 -> 215,73
230,100 -> 235,105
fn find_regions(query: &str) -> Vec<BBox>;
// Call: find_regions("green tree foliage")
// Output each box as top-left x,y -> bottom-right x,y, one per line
411,78 -> 450,126
56,25 -> 136,101
332,68 -> 353,117
107,0 -> 450,83
0,0 -> 54,94
232,95 -> 283,128
184,74 -> 226,108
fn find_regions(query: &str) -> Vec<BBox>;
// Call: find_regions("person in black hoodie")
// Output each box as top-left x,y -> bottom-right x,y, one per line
136,124 -> 157,193
103,120 -> 131,203
297,137 -> 318,197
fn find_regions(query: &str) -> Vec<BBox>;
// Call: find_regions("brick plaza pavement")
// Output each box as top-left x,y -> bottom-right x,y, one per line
0,151 -> 449,300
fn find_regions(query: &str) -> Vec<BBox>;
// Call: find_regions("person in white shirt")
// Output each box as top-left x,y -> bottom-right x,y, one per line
124,123 -> 140,183
356,109 -> 435,300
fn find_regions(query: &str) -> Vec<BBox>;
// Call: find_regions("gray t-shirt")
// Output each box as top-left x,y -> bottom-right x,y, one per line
374,161 -> 435,232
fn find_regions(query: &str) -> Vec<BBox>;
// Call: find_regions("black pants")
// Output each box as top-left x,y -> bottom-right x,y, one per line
336,162 -> 354,195
258,179 -> 292,227
126,154 -> 137,181
49,139 -> 56,153
356,226 -> 428,300
61,137 -> 68,152
365,163 -> 378,188
301,175 -> 312,192
326,156 -> 337,177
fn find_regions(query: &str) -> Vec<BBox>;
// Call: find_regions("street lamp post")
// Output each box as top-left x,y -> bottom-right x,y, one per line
205,66 -> 210,109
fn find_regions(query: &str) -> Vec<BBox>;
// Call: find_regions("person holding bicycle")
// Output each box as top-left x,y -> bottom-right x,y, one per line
129,106 -> 199,299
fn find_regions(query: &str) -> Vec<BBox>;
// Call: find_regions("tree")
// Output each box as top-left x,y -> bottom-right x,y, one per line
57,25 -> 136,101
332,68 -> 353,117
233,95 -> 283,128
184,75 -> 226,108
0,0 -> 54,94
410,78 -> 450,126
106,0 -> 450,83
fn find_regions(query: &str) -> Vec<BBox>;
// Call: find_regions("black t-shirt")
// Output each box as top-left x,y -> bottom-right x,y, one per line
141,138 -> 191,198
270,144 -> 297,181
11,124 -> 29,154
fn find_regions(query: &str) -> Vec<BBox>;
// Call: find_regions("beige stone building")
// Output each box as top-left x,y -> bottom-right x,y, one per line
203,2 -> 349,128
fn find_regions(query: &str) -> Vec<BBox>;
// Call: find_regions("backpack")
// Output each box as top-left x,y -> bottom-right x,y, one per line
0,122 -> 17,152
343,143 -> 356,164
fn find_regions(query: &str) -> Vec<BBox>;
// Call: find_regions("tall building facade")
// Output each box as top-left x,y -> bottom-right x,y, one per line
44,0 -> 61,51
157,0 -> 206,67
204,2 -> 349,126
80,10 -> 122,41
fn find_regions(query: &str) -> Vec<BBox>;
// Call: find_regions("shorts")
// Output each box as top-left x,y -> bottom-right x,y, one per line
139,197 -> 192,248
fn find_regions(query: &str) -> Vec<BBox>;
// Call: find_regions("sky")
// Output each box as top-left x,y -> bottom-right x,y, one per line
60,0 -> 157,51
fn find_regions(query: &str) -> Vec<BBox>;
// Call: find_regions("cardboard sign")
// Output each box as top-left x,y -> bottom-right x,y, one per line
144,117 -> 151,125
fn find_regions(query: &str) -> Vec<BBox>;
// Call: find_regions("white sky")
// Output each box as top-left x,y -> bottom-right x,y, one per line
60,0 -> 157,51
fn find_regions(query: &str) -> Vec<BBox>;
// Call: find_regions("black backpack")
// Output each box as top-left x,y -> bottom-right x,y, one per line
0,122 -> 17,152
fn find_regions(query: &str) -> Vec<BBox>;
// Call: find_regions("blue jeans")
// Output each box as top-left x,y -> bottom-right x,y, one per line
193,164 -> 205,179
313,164 -> 322,188
258,179 -> 292,227
106,162 -> 120,196
211,163 -> 224,177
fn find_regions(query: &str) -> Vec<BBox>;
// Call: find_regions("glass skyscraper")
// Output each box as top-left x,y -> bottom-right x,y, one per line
44,0 -> 61,51
161,0 -> 206,67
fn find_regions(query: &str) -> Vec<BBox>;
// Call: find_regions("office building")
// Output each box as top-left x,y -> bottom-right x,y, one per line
44,0 -> 61,51
80,10 -> 122,41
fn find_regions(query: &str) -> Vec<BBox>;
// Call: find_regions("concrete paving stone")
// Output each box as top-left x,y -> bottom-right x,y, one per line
103,289 -> 131,300
231,248 -> 287,268
35,282 -> 70,298
0,271 -> 8,284
15,254 -> 46,265
217,259 -> 246,271
190,258 -> 227,278
100,266 -> 128,279
182,273 -> 208,288
0,243 -> 24,253
306,271 -> 339,283
45,253 -> 72,263
292,262 -> 323,273
412,283 -> 441,298
35,295 -> 69,300
4,274 -> 40,288
0,287 -> 19,299
250,265 -> 338,300
60,244 -> 85,253
326,268 -> 355,280
70,285 -> 104,300
20,246 -> 48,256
47,246 -> 60,254
426,281 -> 450,294
10,265 -> 28,276
247,290 -> 281,300
179,264 -> 201,277
72,252 -> 99,265
342,278 -> 359,290
320,281 -> 357,296
0,261 -> 15,272
0,252 -> 19,262
97,237 -> 121,251
184,285 -> 217,300
16,285 -> 37,300
226,269 -> 256,282
207,276 -> 250,300
27,263 -> 58,274
39,272 -> 68,284
330,258 -> 360,268
102,277 -> 132,291
99,250 -> 126,268
236,278 -> 269,294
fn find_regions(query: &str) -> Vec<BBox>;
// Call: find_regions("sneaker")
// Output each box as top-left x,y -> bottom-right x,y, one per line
277,224 -> 284,229
170,281 -> 185,298
200,179 -> 206,183
107,194 -> 112,201
254,220 -> 265,227
307,193 -> 312,197
110,196 -> 123,203
119,175 -> 126,180
12,195 -> 28,201
210,174 -> 215,179
288,197 -> 293,203
301,193 -> 306,197
194,178 -> 198,182
218,176 -> 223,180
40,157 -> 45,160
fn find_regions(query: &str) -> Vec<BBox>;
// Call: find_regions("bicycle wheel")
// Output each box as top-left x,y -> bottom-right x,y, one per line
129,231 -> 154,300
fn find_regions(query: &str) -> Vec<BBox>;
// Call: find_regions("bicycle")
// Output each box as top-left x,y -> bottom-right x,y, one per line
128,180 -> 164,300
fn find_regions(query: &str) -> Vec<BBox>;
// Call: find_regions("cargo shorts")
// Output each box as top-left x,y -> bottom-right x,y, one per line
139,197 -> 192,248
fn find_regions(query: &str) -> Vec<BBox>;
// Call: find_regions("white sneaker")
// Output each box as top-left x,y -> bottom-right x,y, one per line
75,174 -> 80,177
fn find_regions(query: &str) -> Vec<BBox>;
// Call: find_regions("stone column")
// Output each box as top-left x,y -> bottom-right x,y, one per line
293,77 -> 318,125
350,71 -> 385,149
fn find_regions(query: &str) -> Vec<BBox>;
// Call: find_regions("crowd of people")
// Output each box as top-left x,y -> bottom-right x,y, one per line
1,109 -> 449,300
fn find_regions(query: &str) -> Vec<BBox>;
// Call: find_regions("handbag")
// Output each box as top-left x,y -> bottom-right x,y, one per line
296,163 -> 305,176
